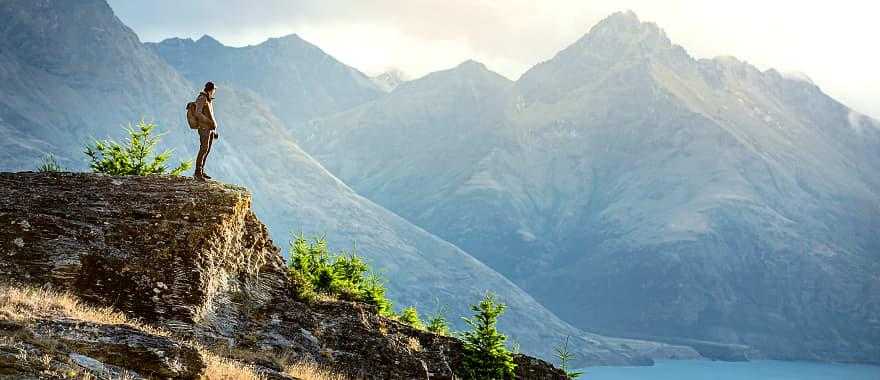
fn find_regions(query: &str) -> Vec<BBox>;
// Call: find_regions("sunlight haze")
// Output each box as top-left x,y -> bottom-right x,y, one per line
108,0 -> 879,119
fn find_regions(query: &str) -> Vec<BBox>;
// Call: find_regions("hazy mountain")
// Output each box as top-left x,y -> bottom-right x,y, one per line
147,33 -> 382,129
0,1 -> 687,365
0,0 -> 193,170
302,11 -> 880,363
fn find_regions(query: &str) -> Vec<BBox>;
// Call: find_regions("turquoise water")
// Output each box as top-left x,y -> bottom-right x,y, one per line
582,360 -> 880,380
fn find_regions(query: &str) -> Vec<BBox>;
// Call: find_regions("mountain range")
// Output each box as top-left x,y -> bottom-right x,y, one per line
0,0 -> 691,366
296,11 -> 880,362
2,0 -> 878,365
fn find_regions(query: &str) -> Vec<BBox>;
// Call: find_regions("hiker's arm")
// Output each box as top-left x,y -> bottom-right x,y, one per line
194,95 -> 216,129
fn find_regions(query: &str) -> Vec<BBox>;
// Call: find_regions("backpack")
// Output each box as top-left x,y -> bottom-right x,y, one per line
185,100 -> 200,129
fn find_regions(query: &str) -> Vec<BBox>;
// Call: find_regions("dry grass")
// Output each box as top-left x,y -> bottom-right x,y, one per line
0,284 -> 266,380
0,285 -> 167,337
200,350 -> 266,380
284,361 -> 349,380
212,345 -> 350,380
406,336 -> 423,352
1,285 -> 129,325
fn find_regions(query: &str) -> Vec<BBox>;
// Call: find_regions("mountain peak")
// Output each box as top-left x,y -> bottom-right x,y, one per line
448,60 -> 512,83
395,59 -> 511,94
261,33 -> 309,48
576,10 -> 670,51
274,33 -> 305,42
456,59 -> 489,72
196,34 -> 223,47
597,10 -> 642,30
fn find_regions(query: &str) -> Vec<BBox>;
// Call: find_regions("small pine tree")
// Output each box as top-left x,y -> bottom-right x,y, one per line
509,339 -> 522,355
36,154 -> 64,172
426,308 -> 451,336
554,336 -> 584,379
460,292 -> 516,380
399,306 -> 424,330
84,120 -> 191,176
361,273 -> 394,317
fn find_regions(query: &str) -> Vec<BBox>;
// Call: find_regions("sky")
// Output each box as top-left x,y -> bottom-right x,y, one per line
107,0 -> 879,119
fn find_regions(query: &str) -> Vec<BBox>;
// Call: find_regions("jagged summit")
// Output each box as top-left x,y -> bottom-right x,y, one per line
260,32 -> 311,48
195,34 -> 223,47
575,10 -> 671,50
514,10 -> 683,103
593,10 -> 643,31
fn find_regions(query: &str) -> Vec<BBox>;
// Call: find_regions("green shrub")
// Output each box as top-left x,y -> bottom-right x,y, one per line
36,154 -> 64,172
399,306 -> 424,330
460,292 -> 516,379
288,235 -> 393,316
554,336 -> 584,379
84,120 -> 191,176
288,269 -> 318,303
426,306 -> 451,336
360,273 -> 393,317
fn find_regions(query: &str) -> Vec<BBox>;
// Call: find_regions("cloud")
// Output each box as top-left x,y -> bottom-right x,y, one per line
107,0 -> 879,119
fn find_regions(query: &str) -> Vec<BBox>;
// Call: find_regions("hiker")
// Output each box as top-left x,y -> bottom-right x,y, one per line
192,81 -> 218,180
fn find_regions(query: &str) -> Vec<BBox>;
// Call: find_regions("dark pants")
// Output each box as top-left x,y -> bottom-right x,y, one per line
195,128 -> 214,174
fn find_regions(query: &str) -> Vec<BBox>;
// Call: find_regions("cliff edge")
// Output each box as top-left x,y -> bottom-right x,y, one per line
0,172 -> 566,379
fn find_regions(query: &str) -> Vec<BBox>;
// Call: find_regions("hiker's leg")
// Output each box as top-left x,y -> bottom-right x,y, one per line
204,130 -> 214,165
195,129 -> 210,176
200,130 -> 215,179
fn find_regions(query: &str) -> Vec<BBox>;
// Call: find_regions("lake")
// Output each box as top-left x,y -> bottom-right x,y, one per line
581,360 -> 880,380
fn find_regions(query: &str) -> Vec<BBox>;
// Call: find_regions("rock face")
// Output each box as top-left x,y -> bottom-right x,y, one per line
300,12 -> 880,363
0,172 -> 287,335
371,69 -> 409,92
0,172 -> 567,379
0,318 -> 205,379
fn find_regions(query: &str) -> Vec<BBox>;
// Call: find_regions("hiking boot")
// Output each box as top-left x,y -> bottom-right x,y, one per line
201,173 -> 212,180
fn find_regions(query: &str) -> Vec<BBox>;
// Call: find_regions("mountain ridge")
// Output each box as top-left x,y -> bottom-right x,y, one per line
148,31 -> 383,129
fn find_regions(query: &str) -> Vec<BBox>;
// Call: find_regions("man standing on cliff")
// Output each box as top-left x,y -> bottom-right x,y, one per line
193,81 -> 218,181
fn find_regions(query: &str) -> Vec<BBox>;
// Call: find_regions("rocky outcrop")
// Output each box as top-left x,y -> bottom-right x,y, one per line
0,172 -> 567,379
0,317 -> 205,379
1,172 -> 287,336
